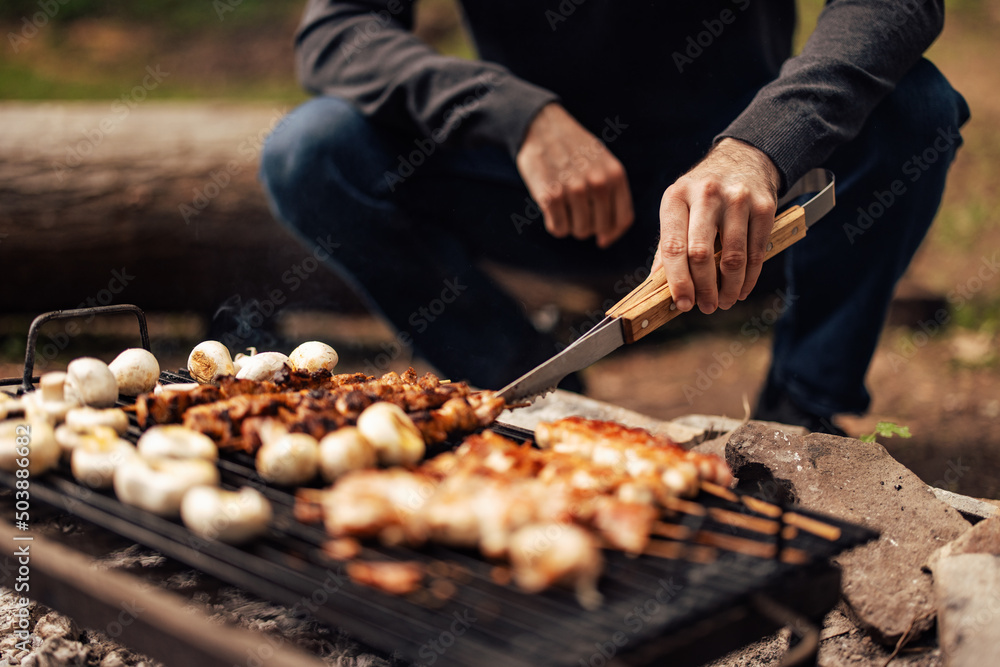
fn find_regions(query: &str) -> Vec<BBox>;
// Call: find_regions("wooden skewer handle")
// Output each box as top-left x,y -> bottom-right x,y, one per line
606,204 -> 809,344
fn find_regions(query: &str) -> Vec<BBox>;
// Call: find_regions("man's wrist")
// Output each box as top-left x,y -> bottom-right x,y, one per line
713,138 -> 782,193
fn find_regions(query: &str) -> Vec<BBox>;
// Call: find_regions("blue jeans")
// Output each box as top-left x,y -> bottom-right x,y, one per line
260,59 -> 968,415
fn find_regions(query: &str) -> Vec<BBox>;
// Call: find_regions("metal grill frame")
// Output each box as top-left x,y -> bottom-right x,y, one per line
0,307 -> 878,666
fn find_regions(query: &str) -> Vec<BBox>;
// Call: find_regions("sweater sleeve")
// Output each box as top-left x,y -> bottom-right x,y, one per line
295,0 -> 560,157
716,0 -> 944,193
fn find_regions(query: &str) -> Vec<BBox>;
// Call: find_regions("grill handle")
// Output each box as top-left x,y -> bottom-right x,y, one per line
21,304 -> 151,393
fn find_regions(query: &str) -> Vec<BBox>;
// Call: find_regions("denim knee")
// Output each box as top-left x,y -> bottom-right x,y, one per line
259,96 -> 396,226
867,58 -> 969,174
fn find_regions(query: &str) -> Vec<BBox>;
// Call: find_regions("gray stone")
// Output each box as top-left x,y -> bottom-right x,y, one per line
927,516 -> 1000,574
934,553 -> 1000,667
35,637 -> 88,667
32,611 -> 77,641
929,487 -> 1000,524
725,422 -> 970,644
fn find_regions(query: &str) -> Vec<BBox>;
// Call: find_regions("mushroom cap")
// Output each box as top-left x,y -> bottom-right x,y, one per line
137,425 -> 218,461
114,456 -> 220,517
0,419 -> 59,475
289,341 -> 339,374
235,352 -> 289,382
71,434 -> 137,489
255,432 -> 319,486
187,341 -> 235,384
65,407 -> 130,435
56,423 -> 120,458
356,402 -> 426,466
181,486 -> 273,544
25,372 -> 78,425
318,426 -> 377,482
65,358 -> 119,408
232,347 -> 258,376
109,348 -> 160,396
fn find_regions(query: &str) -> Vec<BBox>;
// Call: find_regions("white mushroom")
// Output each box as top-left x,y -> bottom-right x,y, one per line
318,426 -> 377,482
356,402 -> 426,466
65,407 -> 129,435
187,341 -> 235,384
0,420 -> 60,475
289,341 -> 339,374
137,425 -> 218,461
24,372 -> 79,424
235,352 -> 289,382
65,358 -> 118,408
71,431 -> 137,489
114,457 -> 220,517
56,424 -> 119,459
109,348 -> 160,396
232,347 -> 257,376
0,393 -> 25,420
255,420 -> 319,485
153,383 -> 200,395
181,486 -> 272,544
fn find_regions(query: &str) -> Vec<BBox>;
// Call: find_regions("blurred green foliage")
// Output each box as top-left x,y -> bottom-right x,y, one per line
0,0 -> 303,30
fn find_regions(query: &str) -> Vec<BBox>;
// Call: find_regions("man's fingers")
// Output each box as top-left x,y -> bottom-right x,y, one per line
740,197 -> 777,300
659,190 -> 695,312
600,169 -> 634,248
541,191 -> 571,238
686,194 -> 724,315
590,173 -> 613,245
565,179 -> 593,240
718,193 -> 750,309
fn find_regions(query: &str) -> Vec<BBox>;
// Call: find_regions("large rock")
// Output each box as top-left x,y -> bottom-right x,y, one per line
934,554 -> 1000,666
726,422 -> 970,644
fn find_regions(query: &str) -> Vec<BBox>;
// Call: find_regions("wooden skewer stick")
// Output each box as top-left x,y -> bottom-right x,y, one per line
650,521 -> 691,541
642,540 -> 717,564
662,496 -> 708,517
695,531 -> 777,559
739,495 -> 783,519
707,507 -> 780,536
700,481 -> 739,502
779,547 -> 812,565
783,512 -> 842,542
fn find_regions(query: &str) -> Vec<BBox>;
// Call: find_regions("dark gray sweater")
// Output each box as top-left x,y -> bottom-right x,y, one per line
295,0 -> 943,192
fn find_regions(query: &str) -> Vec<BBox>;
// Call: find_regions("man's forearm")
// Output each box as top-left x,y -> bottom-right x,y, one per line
296,0 -> 558,155
717,0 -> 944,192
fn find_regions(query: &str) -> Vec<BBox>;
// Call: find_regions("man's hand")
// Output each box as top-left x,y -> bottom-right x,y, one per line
516,103 -> 633,248
652,138 -> 781,314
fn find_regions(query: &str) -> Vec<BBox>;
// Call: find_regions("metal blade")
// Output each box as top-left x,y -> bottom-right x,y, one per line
777,168 -> 835,228
496,316 -> 625,403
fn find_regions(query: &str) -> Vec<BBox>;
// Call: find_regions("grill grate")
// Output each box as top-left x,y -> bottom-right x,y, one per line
1,366 -> 878,667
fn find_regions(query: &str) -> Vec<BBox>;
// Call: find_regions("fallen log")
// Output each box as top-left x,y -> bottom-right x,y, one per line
0,101 -> 362,316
